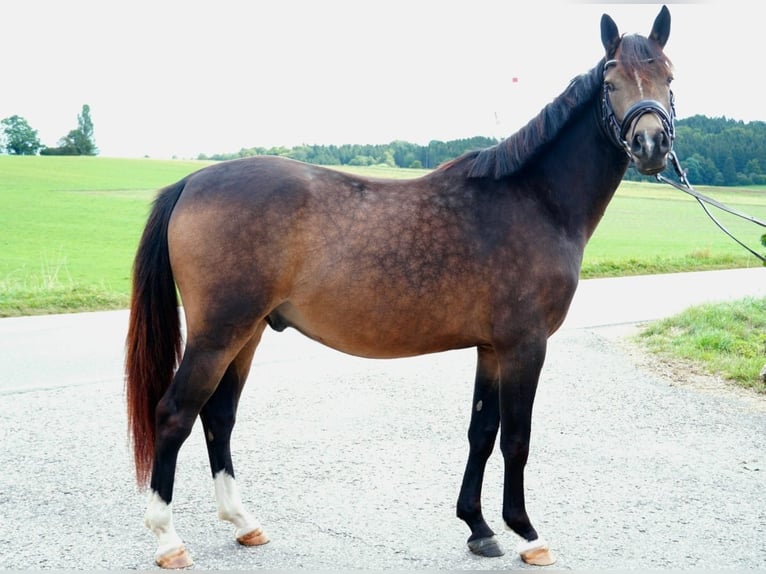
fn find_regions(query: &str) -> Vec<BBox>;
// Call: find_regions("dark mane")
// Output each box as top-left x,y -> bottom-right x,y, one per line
452,60 -> 605,180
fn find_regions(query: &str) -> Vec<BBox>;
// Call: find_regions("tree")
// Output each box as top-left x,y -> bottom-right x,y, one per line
722,154 -> 738,186
63,104 -> 97,155
76,104 -> 96,154
40,104 -> 98,156
1,115 -> 42,155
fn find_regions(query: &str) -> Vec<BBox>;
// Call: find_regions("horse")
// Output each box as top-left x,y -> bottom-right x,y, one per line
125,6 -> 675,568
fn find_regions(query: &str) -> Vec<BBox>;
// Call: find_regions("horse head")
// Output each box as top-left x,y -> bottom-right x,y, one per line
601,5 -> 675,175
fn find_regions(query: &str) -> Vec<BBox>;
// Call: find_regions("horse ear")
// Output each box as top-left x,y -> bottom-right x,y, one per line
601,14 -> 620,55
649,5 -> 671,48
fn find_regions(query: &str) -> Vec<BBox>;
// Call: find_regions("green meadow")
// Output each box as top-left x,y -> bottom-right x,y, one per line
0,156 -> 212,314
584,180 -> 766,276
2,156 -> 765,317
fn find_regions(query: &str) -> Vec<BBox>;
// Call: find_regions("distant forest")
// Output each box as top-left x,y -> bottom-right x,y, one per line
199,116 -> 766,186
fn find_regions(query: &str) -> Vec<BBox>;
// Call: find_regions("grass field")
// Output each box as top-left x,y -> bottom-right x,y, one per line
2,156 -> 764,316
583,181 -> 766,276
0,157 -> 211,314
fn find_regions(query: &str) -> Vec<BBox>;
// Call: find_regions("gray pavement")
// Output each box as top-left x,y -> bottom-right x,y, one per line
0,268 -> 764,570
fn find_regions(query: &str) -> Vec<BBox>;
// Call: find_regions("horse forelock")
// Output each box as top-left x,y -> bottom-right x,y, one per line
461,60 -> 605,180
616,34 -> 673,82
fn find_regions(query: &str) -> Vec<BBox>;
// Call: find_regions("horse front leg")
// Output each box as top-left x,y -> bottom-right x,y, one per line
497,336 -> 556,566
200,332 -> 269,548
456,346 -> 504,557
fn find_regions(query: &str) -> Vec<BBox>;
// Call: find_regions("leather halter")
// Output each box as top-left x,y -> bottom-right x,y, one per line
600,58 -> 676,159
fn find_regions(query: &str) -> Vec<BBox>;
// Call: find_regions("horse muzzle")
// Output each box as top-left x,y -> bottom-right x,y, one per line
628,124 -> 672,175
620,99 -> 674,175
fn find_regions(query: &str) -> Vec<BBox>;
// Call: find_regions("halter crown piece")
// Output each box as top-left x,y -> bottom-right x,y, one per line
600,58 -> 676,160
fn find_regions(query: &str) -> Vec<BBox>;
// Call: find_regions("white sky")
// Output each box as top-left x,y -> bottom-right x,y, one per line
1,1 -> 759,158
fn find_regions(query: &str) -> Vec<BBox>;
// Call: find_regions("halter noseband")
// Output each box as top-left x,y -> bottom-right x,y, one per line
600,58 -> 676,158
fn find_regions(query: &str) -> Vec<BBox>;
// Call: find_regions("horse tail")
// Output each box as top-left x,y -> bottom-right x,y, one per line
125,179 -> 186,487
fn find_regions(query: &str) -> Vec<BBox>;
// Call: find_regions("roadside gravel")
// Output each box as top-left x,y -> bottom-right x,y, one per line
1,322 -> 763,570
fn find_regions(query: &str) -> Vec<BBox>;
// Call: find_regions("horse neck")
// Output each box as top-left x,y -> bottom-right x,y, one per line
531,103 -> 630,243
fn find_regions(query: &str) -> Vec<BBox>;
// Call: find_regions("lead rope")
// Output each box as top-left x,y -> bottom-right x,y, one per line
655,151 -> 766,264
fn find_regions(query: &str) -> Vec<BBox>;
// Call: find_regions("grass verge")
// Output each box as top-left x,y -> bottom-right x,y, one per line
0,253 -> 128,316
637,297 -> 766,394
1,282 -> 128,317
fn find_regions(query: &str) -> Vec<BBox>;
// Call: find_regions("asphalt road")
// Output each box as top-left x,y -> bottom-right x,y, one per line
0,268 -> 764,570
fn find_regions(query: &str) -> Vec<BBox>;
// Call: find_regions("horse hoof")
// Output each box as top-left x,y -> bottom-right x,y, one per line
155,545 -> 194,569
518,539 -> 556,566
468,536 -> 505,557
237,527 -> 270,546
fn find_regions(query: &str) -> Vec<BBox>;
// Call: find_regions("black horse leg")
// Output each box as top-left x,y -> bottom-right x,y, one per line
496,336 -> 556,565
144,344 -> 235,568
456,346 -> 504,557
199,330 -> 269,547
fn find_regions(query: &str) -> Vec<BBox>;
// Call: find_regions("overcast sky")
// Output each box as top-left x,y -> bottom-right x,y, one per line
1,1 -> 759,158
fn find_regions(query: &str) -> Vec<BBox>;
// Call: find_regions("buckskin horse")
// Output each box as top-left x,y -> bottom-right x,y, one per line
126,6 -> 675,568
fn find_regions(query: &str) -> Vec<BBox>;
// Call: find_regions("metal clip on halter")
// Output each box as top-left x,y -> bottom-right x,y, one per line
656,152 -> 766,264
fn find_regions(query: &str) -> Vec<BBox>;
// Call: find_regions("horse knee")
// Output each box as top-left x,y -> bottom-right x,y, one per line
468,426 -> 498,458
498,434 -> 530,466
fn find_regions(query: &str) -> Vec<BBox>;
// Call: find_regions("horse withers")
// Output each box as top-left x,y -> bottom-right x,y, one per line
126,6 -> 675,568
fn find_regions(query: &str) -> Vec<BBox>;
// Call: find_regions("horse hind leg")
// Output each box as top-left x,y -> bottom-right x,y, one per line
200,326 -> 269,547
144,334 -> 254,568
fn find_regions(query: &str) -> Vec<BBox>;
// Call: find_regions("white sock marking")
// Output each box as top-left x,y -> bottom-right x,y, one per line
517,536 -> 549,553
144,490 -> 184,558
214,470 -> 261,538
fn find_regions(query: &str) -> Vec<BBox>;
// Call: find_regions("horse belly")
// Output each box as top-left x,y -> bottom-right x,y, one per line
267,296 -> 483,359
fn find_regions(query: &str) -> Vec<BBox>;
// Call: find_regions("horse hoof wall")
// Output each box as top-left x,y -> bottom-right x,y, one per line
156,546 -> 194,569
468,536 -> 505,557
519,542 -> 556,566
237,527 -> 270,546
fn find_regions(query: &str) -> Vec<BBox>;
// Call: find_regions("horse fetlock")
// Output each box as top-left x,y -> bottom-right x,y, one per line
455,497 -> 480,522
213,471 -> 265,543
502,510 -> 535,539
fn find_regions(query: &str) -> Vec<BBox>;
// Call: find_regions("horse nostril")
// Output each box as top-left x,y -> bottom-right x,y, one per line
631,133 -> 645,156
658,131 -> 671,155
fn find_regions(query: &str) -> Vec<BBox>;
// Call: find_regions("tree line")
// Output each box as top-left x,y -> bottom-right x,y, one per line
202,116 -> 766,187
624,115 -> 766,186
3,109 -> 764,187
0,104 -> 97,156
199,136 -> 498,170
